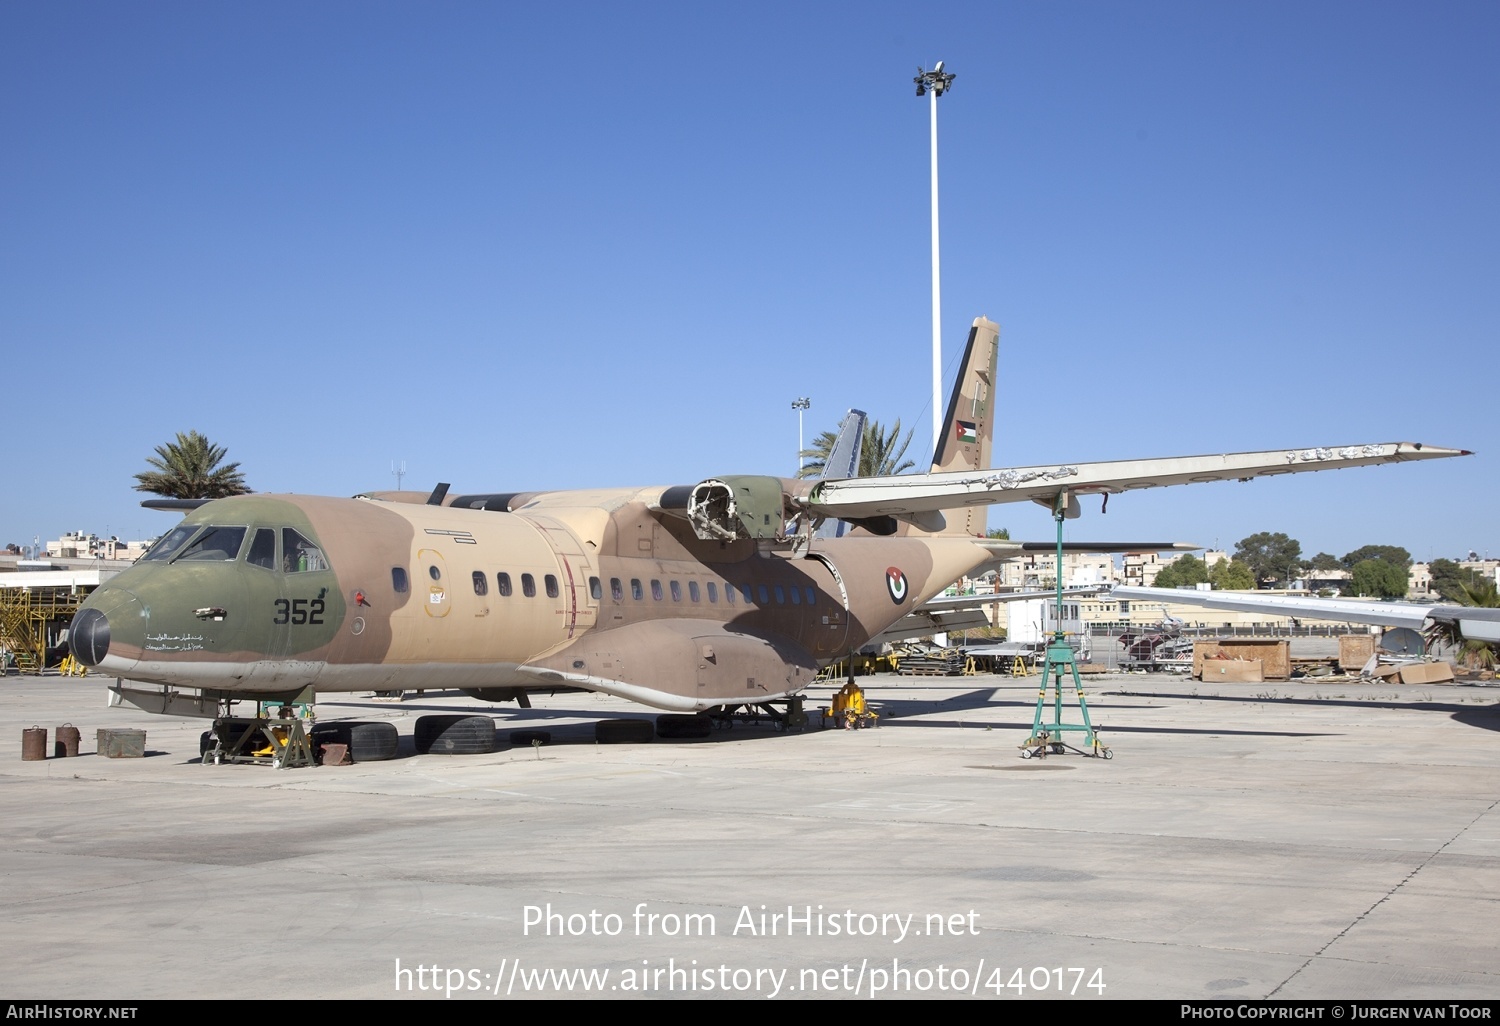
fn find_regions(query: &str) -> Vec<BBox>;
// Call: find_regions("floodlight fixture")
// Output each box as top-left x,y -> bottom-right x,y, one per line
914,65 -> 955,98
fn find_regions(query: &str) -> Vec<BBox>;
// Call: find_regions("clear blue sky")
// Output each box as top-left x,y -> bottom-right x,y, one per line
3,2 -> 1496,562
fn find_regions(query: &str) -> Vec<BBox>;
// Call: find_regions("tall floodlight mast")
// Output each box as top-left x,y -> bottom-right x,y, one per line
914,62 -> 955,461
791,397 -> 811,472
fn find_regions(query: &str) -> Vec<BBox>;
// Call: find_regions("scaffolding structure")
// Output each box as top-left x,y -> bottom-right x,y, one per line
0,571 -> 113,673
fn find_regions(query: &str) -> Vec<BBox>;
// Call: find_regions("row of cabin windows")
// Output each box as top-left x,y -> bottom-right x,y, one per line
601,578 -> 818,607
390,567 -> 560,598
389,567 -> 817,609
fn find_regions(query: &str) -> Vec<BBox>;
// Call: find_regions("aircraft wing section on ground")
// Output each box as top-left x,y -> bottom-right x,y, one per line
1111,586 -> 1500,643
871,587 -> 1108,646
800,442 -> 1468,522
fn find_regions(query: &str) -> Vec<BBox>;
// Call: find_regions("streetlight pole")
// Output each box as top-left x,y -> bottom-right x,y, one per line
791,397 -> 811,474
915,62 -> 955,462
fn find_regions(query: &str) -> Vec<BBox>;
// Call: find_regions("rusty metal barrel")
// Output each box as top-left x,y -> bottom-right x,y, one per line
55,723 -> 80,758
22,726 -> 46,761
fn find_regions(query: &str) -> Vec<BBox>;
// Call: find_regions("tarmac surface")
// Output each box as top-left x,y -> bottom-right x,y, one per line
2,670 -> 1497,1001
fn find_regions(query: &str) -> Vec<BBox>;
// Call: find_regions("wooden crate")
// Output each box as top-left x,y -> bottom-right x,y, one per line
1193,639 -> 1291,680
1339,634 -> 1378,671
1199,659 -> 1264,683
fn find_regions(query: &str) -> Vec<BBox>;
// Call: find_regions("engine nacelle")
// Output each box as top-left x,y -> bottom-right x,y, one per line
686,476 -> 787,542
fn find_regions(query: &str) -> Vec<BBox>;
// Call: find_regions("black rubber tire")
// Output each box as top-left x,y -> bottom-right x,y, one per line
414,714 -> 495,755
215,718 -> 258,751
595,718 -> 655,744
510,730 -> 552,746
311,721 -> 400,762
655,713 -> 712,739
199,730 -> 215,756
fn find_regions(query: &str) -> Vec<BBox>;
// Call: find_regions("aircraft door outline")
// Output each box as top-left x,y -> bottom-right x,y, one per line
804,552 -> 851,656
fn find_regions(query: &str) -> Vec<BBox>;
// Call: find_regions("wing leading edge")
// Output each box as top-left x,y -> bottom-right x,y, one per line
801,442 -> 1468,522
1112,585 -> 1500,643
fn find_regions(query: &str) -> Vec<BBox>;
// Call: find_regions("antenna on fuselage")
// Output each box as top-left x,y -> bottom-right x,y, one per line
426,483 -> 451,506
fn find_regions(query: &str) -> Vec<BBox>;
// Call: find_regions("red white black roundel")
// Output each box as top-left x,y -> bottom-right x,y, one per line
886,567 -> 909,604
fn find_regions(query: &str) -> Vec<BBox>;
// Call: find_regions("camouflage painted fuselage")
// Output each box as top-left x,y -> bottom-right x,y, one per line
72,491 -> 993,711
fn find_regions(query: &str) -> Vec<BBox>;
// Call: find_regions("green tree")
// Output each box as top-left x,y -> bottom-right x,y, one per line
797,419 -> 915,479
1209,558 -> 1256,590
1350,559 -> 1408,598
1428,558 -> 1486,603
986,527 -> 1010,540
1308,552 -> 1342,572
1233,532 -> 1302,587
133,431 -> 250,499
1341,545 -> 1412,570
1153,554 -> 1209,589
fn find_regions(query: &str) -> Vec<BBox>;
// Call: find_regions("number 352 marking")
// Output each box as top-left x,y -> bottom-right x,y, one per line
273,598 -> 325,625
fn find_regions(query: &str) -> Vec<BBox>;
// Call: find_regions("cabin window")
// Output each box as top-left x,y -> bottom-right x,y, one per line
472,571 -> 488,596
246,529 -> 276,570
774,585 -> 786,605
789,585 -> 800,605
392,568 -> 409,593
651,580 -> 664,601
805,587 -> 816,605
670,580 -> 682,602
545,575 -> 559,598
283,529 -> 327,573
706,582 -> 718,603
590,577 -> 602,600
142,524 -> 200,562
498,572 -> 513,597
428,565 -> 442,581
611,578 -> 624,601
631,579 -> 643,600
689,581 -> 700,602
177,526 -> 247,562
740,584 -> 752,604
522,573 -> 536,597
757,584 -> 770,605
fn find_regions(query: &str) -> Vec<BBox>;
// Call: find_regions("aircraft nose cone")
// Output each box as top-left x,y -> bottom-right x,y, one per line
71,607 -> 111,667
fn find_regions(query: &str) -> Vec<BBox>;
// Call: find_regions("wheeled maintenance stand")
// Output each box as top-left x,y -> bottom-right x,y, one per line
1020,493 -> 1112,761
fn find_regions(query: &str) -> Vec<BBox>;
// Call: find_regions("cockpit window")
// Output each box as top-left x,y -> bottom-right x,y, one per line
175,526 -> 248,562
246,529 -> 276,569
282,528 -> 327,573
142,524 -> 201,562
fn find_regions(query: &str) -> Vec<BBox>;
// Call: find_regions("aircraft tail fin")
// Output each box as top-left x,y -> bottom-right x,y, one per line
929,316 -> 1000,536
814,409 -> 867,539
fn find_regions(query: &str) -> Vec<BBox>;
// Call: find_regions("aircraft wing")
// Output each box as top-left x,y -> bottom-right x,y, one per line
869,587 -> 1107,646
800,442 -> 1468,521
1111,586 -> 1500,643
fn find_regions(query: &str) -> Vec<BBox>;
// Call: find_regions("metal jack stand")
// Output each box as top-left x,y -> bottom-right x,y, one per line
1020,493 -> 1112,760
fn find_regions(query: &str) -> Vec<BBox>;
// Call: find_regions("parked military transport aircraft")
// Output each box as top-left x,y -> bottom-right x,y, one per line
68,317 -> 1468,718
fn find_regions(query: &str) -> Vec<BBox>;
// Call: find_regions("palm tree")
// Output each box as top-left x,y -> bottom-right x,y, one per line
133,431 -> 251,499
797,418 -> 916,479
1427,577 -> 1499,669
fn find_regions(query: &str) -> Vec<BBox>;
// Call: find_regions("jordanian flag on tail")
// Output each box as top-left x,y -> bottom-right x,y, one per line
956,421 -> 978,443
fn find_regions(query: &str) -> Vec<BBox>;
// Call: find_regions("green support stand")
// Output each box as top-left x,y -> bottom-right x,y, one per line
1020,496 -> 1112,760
